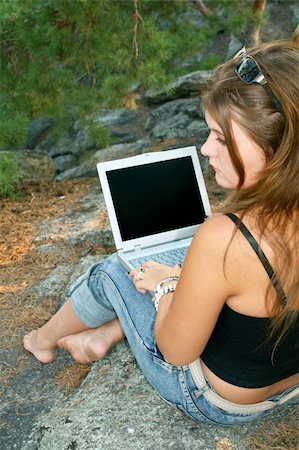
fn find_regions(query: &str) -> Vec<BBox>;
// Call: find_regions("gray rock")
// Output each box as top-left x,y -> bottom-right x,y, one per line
95,109 -> 140,127
24,118 -> 54,149
52,154 -> 77,173
55,140 -> 153,181
144,98 -> 207,143
144,70 -> 212,104
20,343 -> 295,450
93,141 -> 151,163
71,128 -> 97,156
67,255 -> 108,288
94,109 -> 145,144
55,135 -> 210,182
150,116 -> 201,141
108,128 -> 142,144
14,149 -> 56,186
48,145 -> 71,157
54,162 -> 98,181
1,358 -> 67,450
145,98 -> 203,132
33,264 -> 75,299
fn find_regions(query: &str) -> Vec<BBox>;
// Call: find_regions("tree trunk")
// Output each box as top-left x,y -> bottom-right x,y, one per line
194,0 -> 212,17
252,0 -> 267,46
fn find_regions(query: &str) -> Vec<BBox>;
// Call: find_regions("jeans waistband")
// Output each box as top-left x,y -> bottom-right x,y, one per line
189,359 -> 299,415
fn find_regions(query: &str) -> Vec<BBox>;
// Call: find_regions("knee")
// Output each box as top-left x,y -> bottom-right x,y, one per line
98,253 -> 126,274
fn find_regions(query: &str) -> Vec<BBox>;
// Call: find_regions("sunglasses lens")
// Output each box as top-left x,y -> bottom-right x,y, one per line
234,53 -> 283,114
236,57 -> 260,84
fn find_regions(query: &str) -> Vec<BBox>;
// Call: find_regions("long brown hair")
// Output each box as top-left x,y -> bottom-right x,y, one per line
202,39 -> 299,348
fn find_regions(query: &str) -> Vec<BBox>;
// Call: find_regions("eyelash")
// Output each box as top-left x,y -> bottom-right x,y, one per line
216,137 -> 226,145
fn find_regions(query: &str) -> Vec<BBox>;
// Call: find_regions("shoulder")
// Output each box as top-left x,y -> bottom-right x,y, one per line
191,214 -> 236,252
201,213 -> 236,232
186,213 -> 245,285
182,214 -> 238,287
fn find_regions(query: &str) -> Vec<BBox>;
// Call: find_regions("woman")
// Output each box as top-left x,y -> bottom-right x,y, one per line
23,39 -> 299,425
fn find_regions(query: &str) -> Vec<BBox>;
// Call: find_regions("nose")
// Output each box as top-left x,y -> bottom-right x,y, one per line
200,133 -> 216,157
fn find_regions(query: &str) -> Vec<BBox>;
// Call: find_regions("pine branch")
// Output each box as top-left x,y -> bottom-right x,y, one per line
130,0 -> 144,67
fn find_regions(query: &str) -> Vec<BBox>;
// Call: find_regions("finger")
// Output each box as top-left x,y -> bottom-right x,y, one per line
137,287 -> 147,294
129,267 -> 138,275
132,269 -> 148,285
142,260 -> 156,268
129,267 -> 141,278
133,278 -> 147,293
132,274 -> 141,284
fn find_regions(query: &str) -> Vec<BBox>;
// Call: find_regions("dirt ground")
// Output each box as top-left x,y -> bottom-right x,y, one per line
0,176 -> 298,449
0,178 -> 105,396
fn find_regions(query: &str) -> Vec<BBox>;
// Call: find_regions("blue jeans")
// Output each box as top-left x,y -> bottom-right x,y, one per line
70,254 -> 299,425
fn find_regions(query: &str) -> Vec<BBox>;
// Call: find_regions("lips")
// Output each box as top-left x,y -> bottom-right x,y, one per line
211,165 -> 219,173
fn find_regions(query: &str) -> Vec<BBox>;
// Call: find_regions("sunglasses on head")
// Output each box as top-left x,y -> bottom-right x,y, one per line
234,47 -> 283,114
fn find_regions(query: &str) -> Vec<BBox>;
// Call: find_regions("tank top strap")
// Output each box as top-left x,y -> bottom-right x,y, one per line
225,213 -> 287,305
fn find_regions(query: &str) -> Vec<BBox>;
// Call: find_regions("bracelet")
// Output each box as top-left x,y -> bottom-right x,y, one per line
153,276 -> 179,311
153,283 -> 177,311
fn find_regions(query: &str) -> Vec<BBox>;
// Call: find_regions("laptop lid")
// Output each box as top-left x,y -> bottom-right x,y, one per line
97,146 -> 211,253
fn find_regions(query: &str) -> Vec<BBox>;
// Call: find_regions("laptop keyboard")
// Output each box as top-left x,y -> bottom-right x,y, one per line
128,246 -> 189,268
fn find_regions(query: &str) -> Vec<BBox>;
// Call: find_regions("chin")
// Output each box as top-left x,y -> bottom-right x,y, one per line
215,173 -> 237,190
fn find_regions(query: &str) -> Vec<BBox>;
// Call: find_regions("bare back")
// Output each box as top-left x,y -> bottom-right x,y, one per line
155,213 -> 299,404
202,213 -> 299,403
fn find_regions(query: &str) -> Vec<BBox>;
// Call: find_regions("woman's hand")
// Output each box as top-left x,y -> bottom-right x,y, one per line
129,261 -> 181,294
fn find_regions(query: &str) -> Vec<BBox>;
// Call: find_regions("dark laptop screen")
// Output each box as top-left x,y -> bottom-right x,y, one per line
106,156 -> 206,241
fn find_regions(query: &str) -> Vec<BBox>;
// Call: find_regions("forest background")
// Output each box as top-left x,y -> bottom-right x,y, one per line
1,0 -> 298,197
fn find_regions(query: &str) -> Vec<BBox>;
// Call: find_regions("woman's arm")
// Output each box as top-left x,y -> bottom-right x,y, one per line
154,215 -> 236,365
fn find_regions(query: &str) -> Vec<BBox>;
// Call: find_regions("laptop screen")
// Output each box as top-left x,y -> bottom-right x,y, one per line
106,156 -> 206,241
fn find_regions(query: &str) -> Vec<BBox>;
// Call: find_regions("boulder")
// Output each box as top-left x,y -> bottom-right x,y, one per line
14,149 -> 56,186
143,70 -> 212,104
145,97 -> 204,132
94,108 -> 145,144
95,109 -> 141,127
144,97 -> 208,144
52,154 -> 77,174
55,140 -> 153,182
24,117 -> 54,149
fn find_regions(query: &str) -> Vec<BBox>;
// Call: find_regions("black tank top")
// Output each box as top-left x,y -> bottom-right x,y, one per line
201,213 -> 299,388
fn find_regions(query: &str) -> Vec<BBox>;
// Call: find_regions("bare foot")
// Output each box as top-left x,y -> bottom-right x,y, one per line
57,320 -> 124,364
23,330 -> 56,363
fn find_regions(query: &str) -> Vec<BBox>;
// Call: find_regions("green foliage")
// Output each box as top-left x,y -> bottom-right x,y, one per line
0,0 -> 264,152
79,118 -> 115,152
0,111 -> 29,148
0,151 -> 19,198
206,0 -> 258,34
198,54 -> 222,70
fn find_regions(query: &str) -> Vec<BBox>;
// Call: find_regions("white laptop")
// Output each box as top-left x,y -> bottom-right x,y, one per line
97,146 -> 212,269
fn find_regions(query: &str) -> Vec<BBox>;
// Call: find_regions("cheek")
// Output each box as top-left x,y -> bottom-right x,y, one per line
215,154 -> 240,188
241,150 -> 266,185
220,150 -> 237,174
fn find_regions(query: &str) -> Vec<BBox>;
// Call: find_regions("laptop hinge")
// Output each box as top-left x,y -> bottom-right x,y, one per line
122,244 -> 142,253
